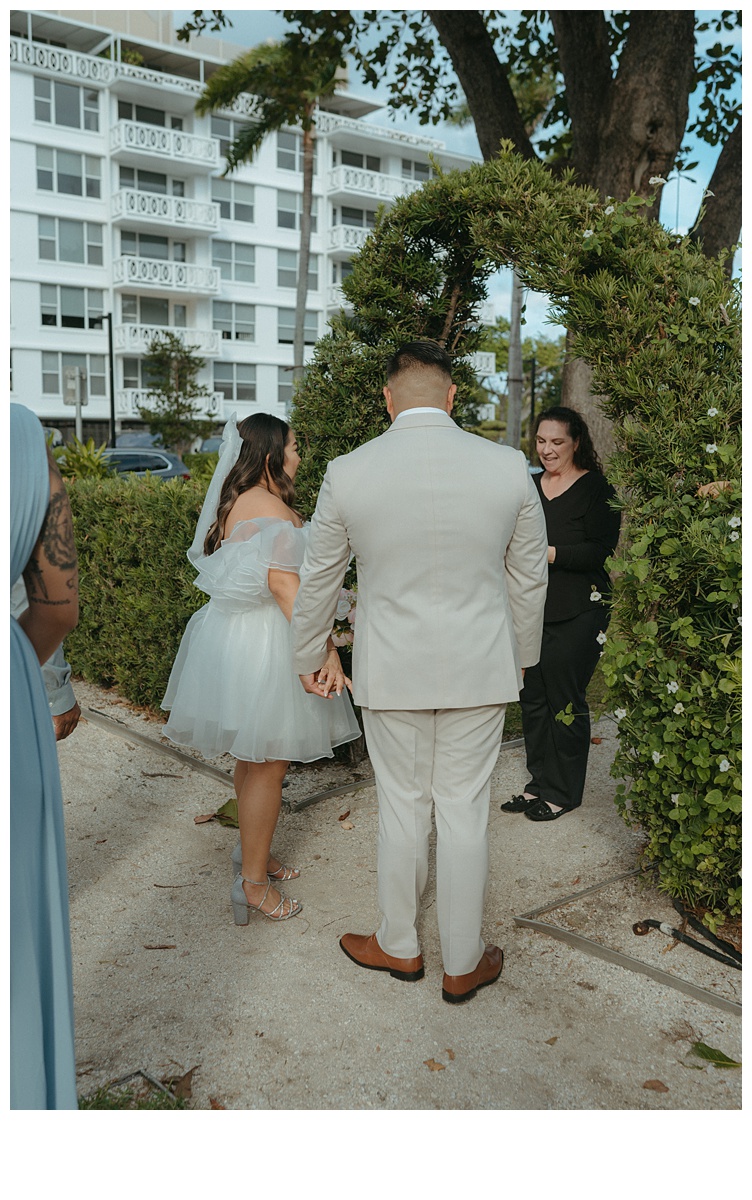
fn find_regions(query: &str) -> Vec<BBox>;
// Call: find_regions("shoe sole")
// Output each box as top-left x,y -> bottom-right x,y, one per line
442,958 -> 504,1004
339,940 -> 424,981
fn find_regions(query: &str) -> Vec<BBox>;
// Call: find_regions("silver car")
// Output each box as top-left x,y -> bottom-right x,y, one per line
101,448 -> 191,480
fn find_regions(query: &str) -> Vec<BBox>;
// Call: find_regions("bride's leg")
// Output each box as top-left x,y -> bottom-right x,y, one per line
234,758 -> 292,878
237,760 -> 293,913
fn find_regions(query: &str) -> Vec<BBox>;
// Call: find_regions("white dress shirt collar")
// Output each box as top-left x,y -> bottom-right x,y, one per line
392,406 -> 448,423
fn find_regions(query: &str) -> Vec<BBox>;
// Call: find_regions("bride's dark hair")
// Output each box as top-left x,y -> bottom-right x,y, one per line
204,413 -> 296,555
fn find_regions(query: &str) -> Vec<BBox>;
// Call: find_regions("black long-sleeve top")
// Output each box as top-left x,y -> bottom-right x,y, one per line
534,470 -> 621,623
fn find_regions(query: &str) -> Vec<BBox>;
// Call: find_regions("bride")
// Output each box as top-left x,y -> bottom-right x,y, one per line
162,413 -> 361,923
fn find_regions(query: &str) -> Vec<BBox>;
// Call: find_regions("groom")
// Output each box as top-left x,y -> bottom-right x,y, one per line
291,340 -> 548,1003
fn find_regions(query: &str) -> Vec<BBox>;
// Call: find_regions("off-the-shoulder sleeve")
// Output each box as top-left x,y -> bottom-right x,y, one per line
192,518 -> 308,602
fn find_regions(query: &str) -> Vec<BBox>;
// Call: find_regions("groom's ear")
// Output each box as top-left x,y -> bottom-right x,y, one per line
383,386 -> 395,421
446,383 -> 457,415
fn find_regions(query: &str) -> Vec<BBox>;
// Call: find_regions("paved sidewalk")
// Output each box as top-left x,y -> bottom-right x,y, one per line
59,683 -> 741,1110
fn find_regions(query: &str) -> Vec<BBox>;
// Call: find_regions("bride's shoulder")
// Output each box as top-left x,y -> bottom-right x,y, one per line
225,488 -> 301,536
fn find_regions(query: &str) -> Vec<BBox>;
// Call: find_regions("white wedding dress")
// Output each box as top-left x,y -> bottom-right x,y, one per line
162,517 -> 361,762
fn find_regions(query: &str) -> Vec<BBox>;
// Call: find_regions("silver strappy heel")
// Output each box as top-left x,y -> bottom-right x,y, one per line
231,875 -> 302,925
231,840 -> 300,883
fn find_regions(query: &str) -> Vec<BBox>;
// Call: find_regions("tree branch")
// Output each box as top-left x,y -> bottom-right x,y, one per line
690,117 -> 742,270
426,10 -> 536,162
549,11 -> 613,182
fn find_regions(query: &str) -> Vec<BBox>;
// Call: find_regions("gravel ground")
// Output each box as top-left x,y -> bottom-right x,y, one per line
60,680 -> 741,1111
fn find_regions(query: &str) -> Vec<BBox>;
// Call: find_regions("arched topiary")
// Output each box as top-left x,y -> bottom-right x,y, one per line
292,147 -> 741,926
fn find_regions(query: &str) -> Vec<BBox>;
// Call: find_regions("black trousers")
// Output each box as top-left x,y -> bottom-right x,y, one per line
520,607 -> 609,811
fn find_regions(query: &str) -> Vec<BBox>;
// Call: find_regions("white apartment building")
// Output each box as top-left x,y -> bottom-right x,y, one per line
10,9 -> 489,442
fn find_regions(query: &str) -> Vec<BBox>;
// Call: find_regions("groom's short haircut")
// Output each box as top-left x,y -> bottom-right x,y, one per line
386,340 -> 453,383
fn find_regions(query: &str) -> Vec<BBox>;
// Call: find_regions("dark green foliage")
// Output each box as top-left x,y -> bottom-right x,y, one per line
292,147 -> 741,922
138,332 -> 215,455
66,476 -> 207,710
184,450 -> 219,486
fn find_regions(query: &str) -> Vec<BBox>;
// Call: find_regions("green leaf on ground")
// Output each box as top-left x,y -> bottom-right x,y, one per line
686,1042 -> 741,1068
214,796 -> 239,827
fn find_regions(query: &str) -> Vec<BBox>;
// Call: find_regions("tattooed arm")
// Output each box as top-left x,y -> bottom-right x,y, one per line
19,451 -> 79,666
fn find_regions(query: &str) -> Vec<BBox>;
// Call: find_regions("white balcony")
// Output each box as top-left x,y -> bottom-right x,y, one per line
110,120 -> 220,174
469,351 -> 497,377
10,36 -> 115,83
112,190 -> 220,235
328,224 -> 371,257
116,389 -> 225,419
114,324 -> 221,357
326,165 -> 422,203
326,284 -> 353,310
113,256 -> 220,296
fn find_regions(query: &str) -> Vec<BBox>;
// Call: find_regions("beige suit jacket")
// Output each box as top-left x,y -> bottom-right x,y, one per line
291,409 -> 549,710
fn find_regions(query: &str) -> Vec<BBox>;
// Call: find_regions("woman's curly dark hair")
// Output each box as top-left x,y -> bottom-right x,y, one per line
204,414 -> 296,555
533,406 -> 603,473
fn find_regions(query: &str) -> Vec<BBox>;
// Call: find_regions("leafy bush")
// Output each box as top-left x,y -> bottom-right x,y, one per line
184,450 -> 219,486
56,437 -> 111,481
66,475 -> 206,709
290,147 -> 741,922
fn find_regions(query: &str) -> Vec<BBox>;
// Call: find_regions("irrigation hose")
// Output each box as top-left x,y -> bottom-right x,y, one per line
671,898 -> 741,963
632,920 -> 741,970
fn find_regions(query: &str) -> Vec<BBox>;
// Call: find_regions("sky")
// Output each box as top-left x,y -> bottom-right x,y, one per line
173,7 -> 741,344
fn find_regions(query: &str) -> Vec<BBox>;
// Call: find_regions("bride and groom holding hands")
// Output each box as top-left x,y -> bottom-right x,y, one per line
163,338 -> 549,1005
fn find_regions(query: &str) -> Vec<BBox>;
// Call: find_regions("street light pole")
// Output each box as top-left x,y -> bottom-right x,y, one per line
92,312 -> 116,446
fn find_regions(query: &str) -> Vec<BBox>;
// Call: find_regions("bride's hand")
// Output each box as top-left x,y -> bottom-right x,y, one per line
317,649 -> 353,698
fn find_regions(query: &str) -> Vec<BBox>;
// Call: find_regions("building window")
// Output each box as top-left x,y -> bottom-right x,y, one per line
402,158 -> 433,182
338,205 -> 377,229
34,76 -> 99,131
42,352 -> 106,396
277,190 -> 318,232
332,260 -> 355,284
278,308 -> 318,345
212,301 -> 255,341
120,232 -> 186,262
36,147 -> 101,198
212,179 -> 254,223
118,167 -> 185,197
121,294 -> 186,327
211,115 -> 255,158
214,362 -> 256,403
122,357 -> 161,390
278,366 -> 293,411
212,241 -> 255,283
40,285 -> 103,329
340,149 -> 381,172
39,217 -> 103,265
277,249 -> 319,291
117,100 -> 183,129
277,131 -> 317,173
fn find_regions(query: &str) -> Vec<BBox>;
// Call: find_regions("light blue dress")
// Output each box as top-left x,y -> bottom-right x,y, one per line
10,403 -> 77,1109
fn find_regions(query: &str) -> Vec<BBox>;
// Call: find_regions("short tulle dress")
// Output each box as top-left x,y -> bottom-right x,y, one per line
161,517 -> 361,762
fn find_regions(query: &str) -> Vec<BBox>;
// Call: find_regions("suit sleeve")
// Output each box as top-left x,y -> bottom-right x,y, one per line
504,466 -> 549,669
291,463 -> 353,675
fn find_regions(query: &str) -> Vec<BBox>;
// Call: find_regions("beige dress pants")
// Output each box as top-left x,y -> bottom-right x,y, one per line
361,704 -> 506,976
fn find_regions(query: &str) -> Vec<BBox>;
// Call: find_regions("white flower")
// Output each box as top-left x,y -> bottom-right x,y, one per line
649,176 -> 667,186
707,407 -> 719,417
673,703 -> 685,715
703,189 -> 715,198
666,681 -> 679,693
706,443 -> 718,453
671,794 -> 680,804
590,590 -> 602,602
728,516 -> 741,528
737,616 -> 742,626
688,296 -> 701,306
604,205 -> 615,215
336,593 -> 352,620
718,758 -> 731,773
596,631 -> 607,645
583,229 -> 594,238
730,530 -> 739,541
651,751 -> 663,765
614,708 -> 627,721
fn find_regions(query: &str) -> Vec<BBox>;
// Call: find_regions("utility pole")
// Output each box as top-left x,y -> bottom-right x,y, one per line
506,268 -> 524,449
91,313 -> 116,446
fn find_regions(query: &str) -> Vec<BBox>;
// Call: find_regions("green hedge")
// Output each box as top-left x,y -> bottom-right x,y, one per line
66,476 -> 207,710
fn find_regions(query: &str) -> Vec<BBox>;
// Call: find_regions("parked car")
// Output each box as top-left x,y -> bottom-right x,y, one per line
116,431 -> 164,448
42,426 -> 64,448
199,436 -> 223,453
101,449 -> 190,480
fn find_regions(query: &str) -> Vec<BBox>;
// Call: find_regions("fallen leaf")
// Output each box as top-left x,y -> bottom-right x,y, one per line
153,882 -> 195,888
143,944 -> 176,950
95,839 -> 107,844
687,1042 -> 741,1069
445,1048 -> 455,1061
576,981 -> 596,990
424,1059 -> 445,1072
340,821 -> 354,830
214,797 -> 239,827
544,1037 -> 558,1046
591,737 -> 602,745
209,1096 -> 226,1109
696,480 -> 731,498
571,876 -> 581,885
338,809 -> 351,822
142,770 -> 183,779
162,1066 -> 197,1099
312,854 -> 321,860
642,1079 -> 669,1092
194,814 -> 214,824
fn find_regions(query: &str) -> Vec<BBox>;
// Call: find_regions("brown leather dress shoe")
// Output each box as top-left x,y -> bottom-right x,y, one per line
339,932 -> 424,981
442,944 -> 503,1004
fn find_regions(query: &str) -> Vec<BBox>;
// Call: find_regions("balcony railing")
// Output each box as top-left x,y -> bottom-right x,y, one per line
112,189 -> 220,233
114,324 -> 221,357
328,224 -> 371,254
110,120 -> 220,172
113,256 -> 221,295
327,284 -> 352,309
326,165 -> 423,202
116,388 -> 225,418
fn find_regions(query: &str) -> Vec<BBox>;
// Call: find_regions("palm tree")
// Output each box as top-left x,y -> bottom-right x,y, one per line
196,37 -> 344,385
